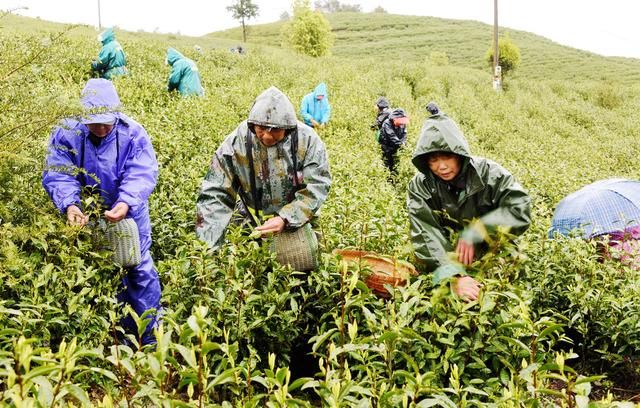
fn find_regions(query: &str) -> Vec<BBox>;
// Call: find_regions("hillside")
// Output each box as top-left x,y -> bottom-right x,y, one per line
213,12 -> 640,84
3,10 -> 640,405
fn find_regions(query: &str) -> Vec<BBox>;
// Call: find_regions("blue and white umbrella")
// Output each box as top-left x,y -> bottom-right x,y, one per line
549,179 -> 640,238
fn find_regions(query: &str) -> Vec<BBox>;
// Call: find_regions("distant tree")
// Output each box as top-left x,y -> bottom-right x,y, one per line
429,50 -> 449,66
373,6 -> 387,13
282,0 -> 334,57
314,0 -> 362,12
485,34 -> 521,76
226,0 -> 259,43
280,11 -> 290,20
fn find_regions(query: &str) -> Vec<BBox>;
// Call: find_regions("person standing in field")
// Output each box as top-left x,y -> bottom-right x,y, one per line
300,82 -> 331,129
42,78 -> 160,346
196,86 -> 332,252
378,108 -> 409,180
407,103 -> 531,301
91,28 -> 128,79
166,47 -> 204,97
370,96 -> 391,132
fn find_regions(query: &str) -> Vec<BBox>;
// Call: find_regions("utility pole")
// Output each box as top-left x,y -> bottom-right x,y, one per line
97,0 -> 102,30
492,0 -> 502,90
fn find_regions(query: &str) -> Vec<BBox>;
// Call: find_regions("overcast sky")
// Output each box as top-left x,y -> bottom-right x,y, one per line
3,0 -> 640,58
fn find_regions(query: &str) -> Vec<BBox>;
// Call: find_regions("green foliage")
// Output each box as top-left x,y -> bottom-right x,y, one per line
428,50 -> 449,66
2,11 -> 640,406
485,34 -> 522,76
281,0 -> 335,57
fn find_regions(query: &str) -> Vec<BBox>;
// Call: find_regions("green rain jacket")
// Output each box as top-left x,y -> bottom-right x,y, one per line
196,86 -> 332,248
407,112 -> 531,282
167,48 -> 204,97
92,28 -> 127,79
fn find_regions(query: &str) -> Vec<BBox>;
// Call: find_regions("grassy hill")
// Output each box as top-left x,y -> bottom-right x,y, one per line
213,12 -> 640,84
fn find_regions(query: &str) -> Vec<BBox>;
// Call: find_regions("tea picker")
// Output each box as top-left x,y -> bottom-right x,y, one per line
196,86 -> 332,271
407,102 -> 531,301
43,78 -> 161,346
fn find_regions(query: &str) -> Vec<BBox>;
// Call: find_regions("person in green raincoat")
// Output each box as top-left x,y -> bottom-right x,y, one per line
196,86 -> 332,249
166,47 -> 204,97
407,103 -> 531,300
91,28 -> 127,79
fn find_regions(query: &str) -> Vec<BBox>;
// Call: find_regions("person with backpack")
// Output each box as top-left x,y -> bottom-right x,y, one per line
42,78 -> 160,346
378,108 -> 409,179
300,82 -> 331,128
196,86 -> 332,254
91,28 -> 128,79
407,103 -> 531,301
166,47 -> 204,97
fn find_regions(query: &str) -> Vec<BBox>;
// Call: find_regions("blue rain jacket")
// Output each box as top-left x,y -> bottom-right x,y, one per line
42,79 -> 159,344
300,82 -> 331,127
91,28 -> 128,79
166,48 -> 204,97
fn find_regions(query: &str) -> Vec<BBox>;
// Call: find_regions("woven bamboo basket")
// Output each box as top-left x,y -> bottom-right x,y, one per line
333,249 -> 418,297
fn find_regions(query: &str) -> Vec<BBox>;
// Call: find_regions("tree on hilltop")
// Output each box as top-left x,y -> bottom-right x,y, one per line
485,34 -> 521,77
282,0 -> 334,57
314,0 -> 362,12
227,0 -> 259,43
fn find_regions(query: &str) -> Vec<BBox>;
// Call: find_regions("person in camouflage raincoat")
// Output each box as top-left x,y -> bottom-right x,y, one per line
196,86 -> 332,248
407,103 -> 531,301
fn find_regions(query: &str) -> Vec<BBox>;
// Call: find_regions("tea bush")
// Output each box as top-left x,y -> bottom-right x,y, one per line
2,14 -> 640,406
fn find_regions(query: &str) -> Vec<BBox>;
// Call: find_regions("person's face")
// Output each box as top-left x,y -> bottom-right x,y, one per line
316,95 -> 324,100
254,125 -> 286,147
427,153 -> 461,181
87,123 -> 114,137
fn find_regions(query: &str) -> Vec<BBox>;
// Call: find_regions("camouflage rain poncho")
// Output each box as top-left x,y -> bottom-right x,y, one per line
196,86 -> 332,248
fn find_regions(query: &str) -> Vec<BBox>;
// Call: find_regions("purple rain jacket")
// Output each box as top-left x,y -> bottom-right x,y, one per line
42,79 -> 160,343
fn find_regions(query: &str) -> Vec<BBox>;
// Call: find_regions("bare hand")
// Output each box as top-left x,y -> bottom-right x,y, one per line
255,216 -> 286,234
67,205 -> 88,227
104,202 -> 129,223
311,119 -> 319,128
453,276 -> 482,302
456,239 -> 475,265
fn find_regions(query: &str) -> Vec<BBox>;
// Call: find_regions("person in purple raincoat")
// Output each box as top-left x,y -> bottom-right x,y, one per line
42,78 -> 160,346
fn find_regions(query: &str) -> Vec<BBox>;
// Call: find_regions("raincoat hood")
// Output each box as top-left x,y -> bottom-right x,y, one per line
166,47 -> 184,66
248,86 -> 297,130
80,78 -> 121,124
376,96 -> 389,108
389,108 -> 407,120
98,28 -> 115,45
412,112 -> 471,175
313,82 -> 328,99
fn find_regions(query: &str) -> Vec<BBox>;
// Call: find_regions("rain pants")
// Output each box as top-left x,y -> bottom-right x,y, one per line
300,82 -> 331,127
91,28 -> 127,79
42,79 -> 159,345
407,111 -> 531,283
196,86 -> 332,248
166,47 -> 204,97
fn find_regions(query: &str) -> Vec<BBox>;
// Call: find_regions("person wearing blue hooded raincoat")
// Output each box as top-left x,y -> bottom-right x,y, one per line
42,79 -> 160,345
166,47 -> 204,97
91,28 -> 128,79
300,82 -> 331,128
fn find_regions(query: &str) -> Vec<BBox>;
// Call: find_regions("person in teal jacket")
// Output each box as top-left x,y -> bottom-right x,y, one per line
91,28 -> 127,79
166,47 -> 204,97
300,82 -> 331,128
